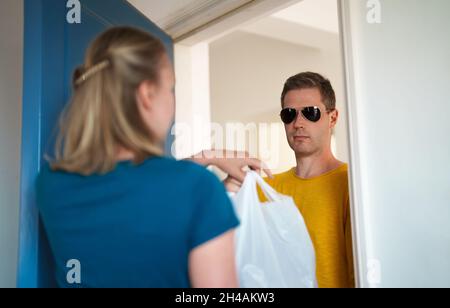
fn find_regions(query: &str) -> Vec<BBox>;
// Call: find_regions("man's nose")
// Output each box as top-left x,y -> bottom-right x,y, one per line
293,111 -> 307,128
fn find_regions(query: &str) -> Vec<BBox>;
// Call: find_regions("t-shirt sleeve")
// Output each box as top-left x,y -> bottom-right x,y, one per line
188,167 -> 240,250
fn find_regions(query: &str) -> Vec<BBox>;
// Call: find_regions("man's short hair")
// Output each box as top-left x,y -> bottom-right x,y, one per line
281,72 -> 336,111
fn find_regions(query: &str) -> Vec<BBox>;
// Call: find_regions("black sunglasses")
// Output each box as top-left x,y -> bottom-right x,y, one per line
280,106 -> 331,124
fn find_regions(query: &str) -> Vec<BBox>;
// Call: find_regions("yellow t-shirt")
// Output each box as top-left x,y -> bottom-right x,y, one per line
258,164 -> 355,288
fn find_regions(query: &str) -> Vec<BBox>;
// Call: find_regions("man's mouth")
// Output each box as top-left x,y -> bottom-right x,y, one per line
293,136 -> 310,141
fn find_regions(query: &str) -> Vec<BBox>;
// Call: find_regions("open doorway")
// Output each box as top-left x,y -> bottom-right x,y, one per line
130,0 -> 355,288
174,0 -> 358,289
171,0 -> 355,288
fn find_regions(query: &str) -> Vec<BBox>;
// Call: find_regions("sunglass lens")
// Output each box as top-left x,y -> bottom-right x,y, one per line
280,108 -> 297,124
302,107 -> 321,122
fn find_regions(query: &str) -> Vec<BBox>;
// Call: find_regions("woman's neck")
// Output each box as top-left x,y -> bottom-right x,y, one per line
116,147 -> 135,162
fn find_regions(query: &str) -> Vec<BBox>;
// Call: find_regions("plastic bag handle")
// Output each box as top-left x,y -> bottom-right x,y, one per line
247,171 -> 282,202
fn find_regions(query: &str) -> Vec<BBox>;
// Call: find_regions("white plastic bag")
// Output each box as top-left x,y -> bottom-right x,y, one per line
229,171 -> 317,288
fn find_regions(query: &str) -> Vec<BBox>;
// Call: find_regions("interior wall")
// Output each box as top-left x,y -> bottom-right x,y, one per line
0,0 -> 23,288
174,43 -> 212,158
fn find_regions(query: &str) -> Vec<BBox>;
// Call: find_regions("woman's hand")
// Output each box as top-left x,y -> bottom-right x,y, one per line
189,150 -> 273,192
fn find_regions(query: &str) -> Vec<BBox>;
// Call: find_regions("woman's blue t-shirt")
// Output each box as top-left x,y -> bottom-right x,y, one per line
36,157 -> 239,288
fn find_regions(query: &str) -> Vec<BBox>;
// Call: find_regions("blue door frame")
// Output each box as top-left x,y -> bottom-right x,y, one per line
18,0 -> 173,288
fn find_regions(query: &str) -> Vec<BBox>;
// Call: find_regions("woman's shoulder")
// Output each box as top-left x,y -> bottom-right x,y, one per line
36,162 -> 60,186
139,157 -> 227,203
37,157 -> 223,194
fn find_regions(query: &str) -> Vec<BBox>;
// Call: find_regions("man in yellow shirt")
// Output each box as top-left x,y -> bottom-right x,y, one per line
260,72 -> 354,288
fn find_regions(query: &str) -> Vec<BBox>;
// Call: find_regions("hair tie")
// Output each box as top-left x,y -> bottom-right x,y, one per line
75,60 -> 110,86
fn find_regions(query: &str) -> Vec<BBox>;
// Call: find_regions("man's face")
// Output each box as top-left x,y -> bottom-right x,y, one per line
282,88 -> 338,157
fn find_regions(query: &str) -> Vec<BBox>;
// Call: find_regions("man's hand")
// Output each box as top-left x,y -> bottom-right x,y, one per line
223,176 -> 242,193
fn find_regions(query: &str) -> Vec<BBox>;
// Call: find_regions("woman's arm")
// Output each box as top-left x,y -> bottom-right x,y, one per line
187,150 -> 273,192
188,229 -> 238,288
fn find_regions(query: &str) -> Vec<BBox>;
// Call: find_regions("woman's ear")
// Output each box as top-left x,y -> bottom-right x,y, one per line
136,80 -> 157,112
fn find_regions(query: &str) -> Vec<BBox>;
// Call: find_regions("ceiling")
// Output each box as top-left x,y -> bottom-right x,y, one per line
273,0 -> 339,34
239,0 -> 340,49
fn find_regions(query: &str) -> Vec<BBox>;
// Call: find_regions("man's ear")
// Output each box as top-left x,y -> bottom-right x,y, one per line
136,80 -> 157,112
330,109 -> 339,128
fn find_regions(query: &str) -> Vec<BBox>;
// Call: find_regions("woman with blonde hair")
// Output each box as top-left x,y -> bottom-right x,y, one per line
37,26 -> 270,288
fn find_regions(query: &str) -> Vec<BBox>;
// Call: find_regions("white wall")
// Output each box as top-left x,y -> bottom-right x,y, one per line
0,0 -> 23,288
173,43 -> 212,158
209,30 -> 347,173
341,0 -> 450,287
